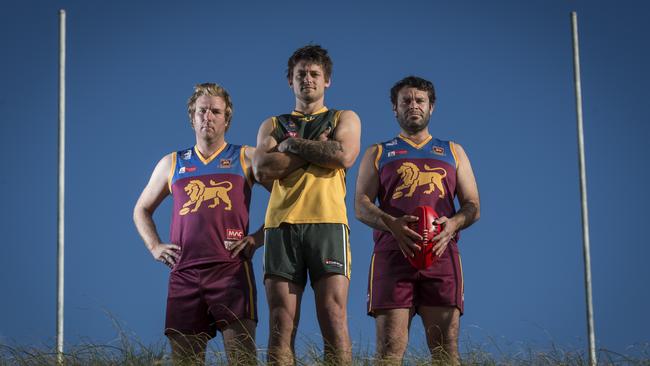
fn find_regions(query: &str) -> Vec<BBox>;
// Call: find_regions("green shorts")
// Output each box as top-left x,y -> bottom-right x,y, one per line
264,223 -> 351,287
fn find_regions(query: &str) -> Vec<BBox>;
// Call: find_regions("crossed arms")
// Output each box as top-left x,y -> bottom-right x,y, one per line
252,110 -> 361,183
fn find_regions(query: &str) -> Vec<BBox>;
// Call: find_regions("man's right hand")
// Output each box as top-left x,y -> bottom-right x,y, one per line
150,243 -> 181,269
383,215 -> 423,258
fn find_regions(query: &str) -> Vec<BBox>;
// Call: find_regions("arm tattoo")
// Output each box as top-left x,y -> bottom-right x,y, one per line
286,139 -> 343,166
455,202 -> 479,231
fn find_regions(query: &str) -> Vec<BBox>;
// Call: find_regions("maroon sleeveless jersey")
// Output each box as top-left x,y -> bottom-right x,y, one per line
374,135 -> 458,252
169,144 -> 252,270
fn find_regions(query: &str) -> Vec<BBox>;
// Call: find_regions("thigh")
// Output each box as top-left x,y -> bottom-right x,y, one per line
165,269 -> 216,338
418,305 -> 460,355
201,261 -> 258,330
264,275 -> 304,325
303,223 -> 351,284
367,250 -> 417,316
264,225 -> 307,287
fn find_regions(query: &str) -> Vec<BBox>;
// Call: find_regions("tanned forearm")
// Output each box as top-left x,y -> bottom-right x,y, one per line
282,138 -> 345,169
449,201 -> 480,231
133,207 -> 163,252
355,196 -> 393,232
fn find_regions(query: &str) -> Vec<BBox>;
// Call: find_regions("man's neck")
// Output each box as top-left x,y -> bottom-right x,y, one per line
195,138 -> 226,158
294,98 -> 326,115
400,129 -> 431,145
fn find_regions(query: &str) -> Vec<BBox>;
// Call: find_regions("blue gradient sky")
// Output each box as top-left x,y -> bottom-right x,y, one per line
1,0 -> 649,357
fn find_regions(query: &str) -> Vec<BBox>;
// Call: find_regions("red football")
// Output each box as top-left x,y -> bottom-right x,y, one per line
407,206 -> 442,270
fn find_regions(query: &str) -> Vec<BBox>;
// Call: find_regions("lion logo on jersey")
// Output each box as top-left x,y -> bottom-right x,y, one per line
392,162 -> 447,199
179,179 -> 233,215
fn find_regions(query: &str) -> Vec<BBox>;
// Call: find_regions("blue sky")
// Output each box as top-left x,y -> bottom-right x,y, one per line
1,0 -> 649,358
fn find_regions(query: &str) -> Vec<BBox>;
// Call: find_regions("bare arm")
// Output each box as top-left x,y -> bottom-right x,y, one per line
133,154 -> 181,268
355,145 -> 423,258
244,145 -> 273,192
432,143 -> 480,256
252,118 -> 308,183
277,110 -> 361,169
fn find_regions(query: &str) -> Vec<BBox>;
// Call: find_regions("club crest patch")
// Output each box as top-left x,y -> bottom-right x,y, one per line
181,150 -> 192,160
432,146 -> 445,156
220,159 -> 231,168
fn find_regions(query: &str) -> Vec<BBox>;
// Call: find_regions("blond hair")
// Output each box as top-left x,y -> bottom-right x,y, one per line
187,83 -> 233,127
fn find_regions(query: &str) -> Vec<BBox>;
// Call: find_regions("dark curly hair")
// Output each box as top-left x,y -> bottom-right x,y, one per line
287,44 -> 333,82
390,76 -> 436,106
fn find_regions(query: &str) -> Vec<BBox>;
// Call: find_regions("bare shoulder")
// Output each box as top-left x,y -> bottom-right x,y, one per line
243,145 -> 256,161
338,110 -> 361,124
155,153 -> 174,173
452,141 -> 470,161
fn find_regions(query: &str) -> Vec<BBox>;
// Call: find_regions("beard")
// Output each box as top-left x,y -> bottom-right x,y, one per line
397,110 -> 431,134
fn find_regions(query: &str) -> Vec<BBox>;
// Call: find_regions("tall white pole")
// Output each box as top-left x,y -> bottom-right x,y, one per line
57,9 -> 66,365
570,11 -> 597,366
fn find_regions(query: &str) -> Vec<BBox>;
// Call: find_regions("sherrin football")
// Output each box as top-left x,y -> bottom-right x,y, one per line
407,206 -> 442,270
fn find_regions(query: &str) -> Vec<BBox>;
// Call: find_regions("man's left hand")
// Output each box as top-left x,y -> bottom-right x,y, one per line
431,216 -> 459,257
228,236 -> 257,259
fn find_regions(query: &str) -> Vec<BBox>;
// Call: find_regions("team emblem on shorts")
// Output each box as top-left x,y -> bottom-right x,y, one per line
392,162 -> 447,199
179,179 -> 233,215
325,259 -> 343,268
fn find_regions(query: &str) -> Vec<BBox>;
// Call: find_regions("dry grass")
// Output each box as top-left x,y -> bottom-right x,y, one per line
1,324 -> 648,365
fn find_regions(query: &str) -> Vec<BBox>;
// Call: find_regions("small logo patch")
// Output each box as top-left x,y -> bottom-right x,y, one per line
432,146 -> 445,156
387,149 -> 408,157
325,259 -> 343,268
386,139 -> 398,146
220,159 -> 231,168
179,165 -> 197,174
226,228 -> 244,240
287,121 -> 297,131
181,150 -> 192,160
285,131 -> 298,138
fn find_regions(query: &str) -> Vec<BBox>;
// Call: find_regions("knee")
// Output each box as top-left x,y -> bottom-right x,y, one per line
319,299 -> 347,321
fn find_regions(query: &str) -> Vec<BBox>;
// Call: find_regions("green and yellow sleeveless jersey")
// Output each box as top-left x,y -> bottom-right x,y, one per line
265,107 -> 349,228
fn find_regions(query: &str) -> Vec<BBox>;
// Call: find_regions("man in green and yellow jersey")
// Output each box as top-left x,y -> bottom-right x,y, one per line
253,44 -> 361,365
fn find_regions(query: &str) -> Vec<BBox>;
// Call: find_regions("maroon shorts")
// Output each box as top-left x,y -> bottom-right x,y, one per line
165,260 -> 257,338
367,244 -> 464,316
